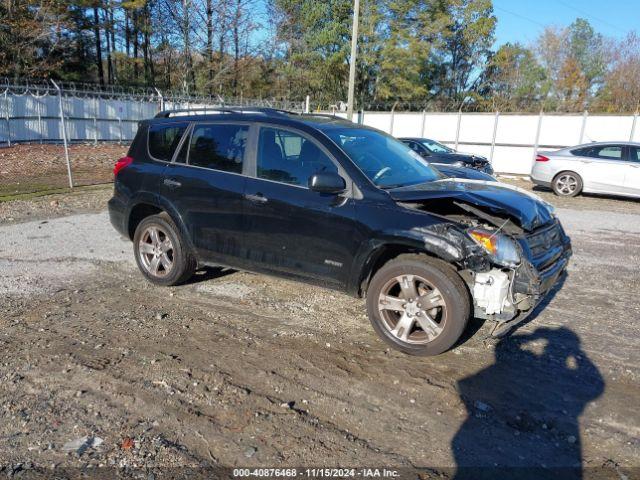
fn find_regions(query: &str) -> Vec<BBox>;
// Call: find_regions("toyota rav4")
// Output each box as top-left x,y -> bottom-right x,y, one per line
108,108 -> 571,356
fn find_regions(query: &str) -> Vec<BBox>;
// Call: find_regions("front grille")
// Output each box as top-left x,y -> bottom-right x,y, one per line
523,222 -> 564,270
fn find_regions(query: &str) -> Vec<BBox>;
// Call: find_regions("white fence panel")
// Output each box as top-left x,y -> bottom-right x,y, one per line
538,115 -> 584,147
458,113 -> 495,144
423,114 -> 459,142
495,115 -> 540,146
390,112 -> 423,137
583,115 -> 634,143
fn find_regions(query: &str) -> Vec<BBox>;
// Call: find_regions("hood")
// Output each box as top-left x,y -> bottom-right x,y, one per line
434,164 -> 496,182
435,152 -> 488,164
390,179 -> 555,232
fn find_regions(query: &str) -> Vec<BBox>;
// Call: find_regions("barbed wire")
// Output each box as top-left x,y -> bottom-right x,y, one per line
0,78 -> 306,110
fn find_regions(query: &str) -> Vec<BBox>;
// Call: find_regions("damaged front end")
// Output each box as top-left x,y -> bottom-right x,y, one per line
400,196 -> 572,336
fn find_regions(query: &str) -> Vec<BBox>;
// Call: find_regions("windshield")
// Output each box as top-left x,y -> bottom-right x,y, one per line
324,128 -> 442,188
420,139 -> 454,153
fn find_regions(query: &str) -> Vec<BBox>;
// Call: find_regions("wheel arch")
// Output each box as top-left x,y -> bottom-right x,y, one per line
126,196 -> 196,256
128,203 -> 163,239
353,240 -> 459,298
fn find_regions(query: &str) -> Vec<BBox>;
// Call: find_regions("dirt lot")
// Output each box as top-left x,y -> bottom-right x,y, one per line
1,183 -> 639,479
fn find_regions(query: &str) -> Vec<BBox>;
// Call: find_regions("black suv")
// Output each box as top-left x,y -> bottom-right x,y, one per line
109,108 -> 571,356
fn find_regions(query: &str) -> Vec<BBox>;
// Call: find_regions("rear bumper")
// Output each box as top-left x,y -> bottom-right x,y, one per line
108,196 -> 128,238
530,162 -> 555,187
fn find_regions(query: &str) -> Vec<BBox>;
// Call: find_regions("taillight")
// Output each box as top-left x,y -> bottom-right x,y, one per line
535,154 -> 549,162
114,156 -> 133,175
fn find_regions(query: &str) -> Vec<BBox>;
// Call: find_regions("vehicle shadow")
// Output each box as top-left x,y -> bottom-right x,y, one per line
182,266 -> 236,285
451,325 -> 604,480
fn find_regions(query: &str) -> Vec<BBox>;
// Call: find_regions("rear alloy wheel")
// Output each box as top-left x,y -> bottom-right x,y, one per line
138,226 -> 174,278
133,213 -> 196,286
552,171 -> 582,197
366,254 -> 470,356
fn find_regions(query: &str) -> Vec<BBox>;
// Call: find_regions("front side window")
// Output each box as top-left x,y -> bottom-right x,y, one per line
188,124 -> 248,173
325,128 -> 442,188
148,123 -> 188,161
630,147 -> 640,162
257,127 -> 338,187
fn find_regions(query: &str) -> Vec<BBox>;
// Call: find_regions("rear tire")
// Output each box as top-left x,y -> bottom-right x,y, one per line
133,213 -> 196,286
366,254 -> 470,356
552,171 -> 582,197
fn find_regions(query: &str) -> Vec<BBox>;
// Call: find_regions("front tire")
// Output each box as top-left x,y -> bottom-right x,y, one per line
133,213 -> 196,286
552,171 -> 583,197
366,254 -> 470,356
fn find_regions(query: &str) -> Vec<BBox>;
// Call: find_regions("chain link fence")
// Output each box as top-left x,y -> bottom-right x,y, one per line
2,78 -> 638,196
0,78 -> 305,197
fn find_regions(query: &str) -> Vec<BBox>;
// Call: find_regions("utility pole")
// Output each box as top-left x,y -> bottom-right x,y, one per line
346,0 -> 360,121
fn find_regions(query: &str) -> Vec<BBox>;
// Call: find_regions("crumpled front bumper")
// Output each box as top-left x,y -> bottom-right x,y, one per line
488,247 -> 572,337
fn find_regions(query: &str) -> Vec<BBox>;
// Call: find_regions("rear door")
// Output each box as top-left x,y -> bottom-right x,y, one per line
574,144 -> 628,193
242,125 -> 359,288
161,122 -> 251,265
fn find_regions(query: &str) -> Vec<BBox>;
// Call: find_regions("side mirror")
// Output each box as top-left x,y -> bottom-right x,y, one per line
308,172 -> 346,194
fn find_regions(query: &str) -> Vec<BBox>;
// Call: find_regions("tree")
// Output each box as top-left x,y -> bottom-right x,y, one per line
536,18 -> 606,111
429,0 -> 496,106
595,32 -> 640,112
480,43 -> 546,111
375,0 -> 437,102
0,1 -> 69,79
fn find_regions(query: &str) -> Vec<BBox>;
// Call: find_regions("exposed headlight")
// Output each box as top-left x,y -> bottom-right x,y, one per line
468,228 -> 521,267
454,161 -> 465,167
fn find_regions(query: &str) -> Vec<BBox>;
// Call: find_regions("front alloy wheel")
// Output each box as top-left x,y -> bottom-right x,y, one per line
366,254 -> 470,356
378,274 -> 445,344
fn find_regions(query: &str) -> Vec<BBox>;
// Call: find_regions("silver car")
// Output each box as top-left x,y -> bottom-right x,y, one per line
531,142 -> 640,198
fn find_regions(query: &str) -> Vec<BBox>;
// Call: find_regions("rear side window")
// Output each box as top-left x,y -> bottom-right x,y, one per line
257,127 -> 338,187
596,145 -> 623,159
571,147 -> 593,157
188,124 -> 248,173
148,123 -> 188,161
631,147 -> 640,162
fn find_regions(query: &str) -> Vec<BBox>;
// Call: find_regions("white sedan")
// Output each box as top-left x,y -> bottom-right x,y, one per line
531,142 -> 640,198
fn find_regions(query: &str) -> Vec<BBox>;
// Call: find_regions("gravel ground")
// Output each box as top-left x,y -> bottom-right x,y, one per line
0,185 -> 113,225
0,184 -> 639,479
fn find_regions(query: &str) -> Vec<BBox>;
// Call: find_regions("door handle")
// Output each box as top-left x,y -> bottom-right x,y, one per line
245,193 -> 268,203
164,178 -> 182,188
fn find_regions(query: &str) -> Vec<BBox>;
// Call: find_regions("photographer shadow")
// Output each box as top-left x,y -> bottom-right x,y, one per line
452,326 -> 604,480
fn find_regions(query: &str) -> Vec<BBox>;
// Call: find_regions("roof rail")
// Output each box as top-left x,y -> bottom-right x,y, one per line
154,106 -> 298,118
